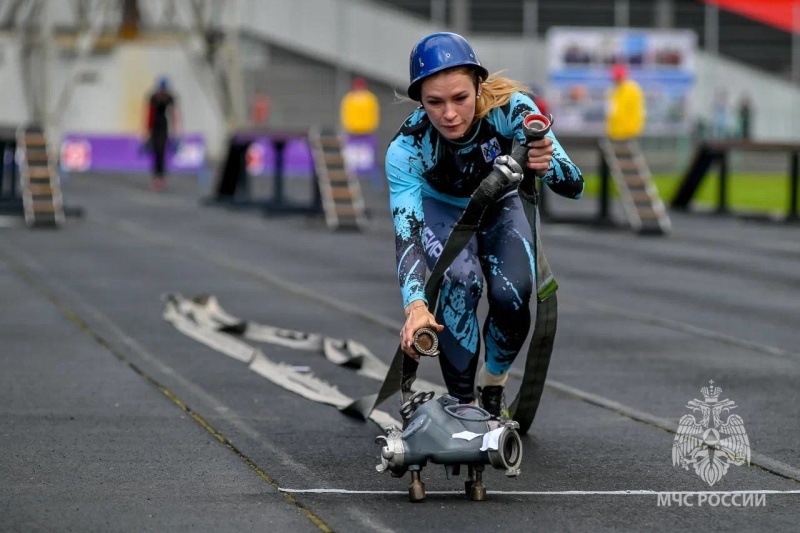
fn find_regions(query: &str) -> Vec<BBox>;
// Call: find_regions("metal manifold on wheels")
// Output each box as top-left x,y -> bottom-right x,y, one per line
376,391 -> 523,502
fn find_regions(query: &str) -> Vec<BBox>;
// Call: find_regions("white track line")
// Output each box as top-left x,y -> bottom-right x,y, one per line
111,215 -> 799,361
561,295 -> 800,361
542,379 -> 800,482
280,488 -> 800,496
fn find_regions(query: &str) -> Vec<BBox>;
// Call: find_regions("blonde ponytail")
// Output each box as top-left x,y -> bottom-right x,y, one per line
475,71 -> 531,119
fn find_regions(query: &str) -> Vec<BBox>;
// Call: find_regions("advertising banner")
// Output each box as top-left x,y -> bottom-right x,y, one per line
237,137 -> 314,178
342,134 -> 379,178
60,133 -> 378,180
546,28 -> 697,136
60,133 -> 207,174
240,135 -> 378,179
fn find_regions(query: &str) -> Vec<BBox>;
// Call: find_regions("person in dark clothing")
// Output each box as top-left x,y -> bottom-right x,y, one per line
737,93 -> 753,140
143,76 -> 181,191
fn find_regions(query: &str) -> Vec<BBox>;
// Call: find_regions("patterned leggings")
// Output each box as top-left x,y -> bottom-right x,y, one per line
422,193 -> 535,403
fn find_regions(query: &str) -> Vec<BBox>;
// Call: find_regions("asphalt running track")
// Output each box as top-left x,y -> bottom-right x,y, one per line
1,172 -> 799,532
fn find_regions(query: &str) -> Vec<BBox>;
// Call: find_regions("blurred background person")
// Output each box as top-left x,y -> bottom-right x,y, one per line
605,63 -> 645,141
251,94 -> 272,127
339,77 -> 381,188
142,76 -> 181,192
737,92 -> 753,140
712,88 -> 731,140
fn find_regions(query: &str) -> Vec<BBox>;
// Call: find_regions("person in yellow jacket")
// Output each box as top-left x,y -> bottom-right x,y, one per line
606,63 -> 645,140
340,77 -> 381,187
340,77 -> 380,135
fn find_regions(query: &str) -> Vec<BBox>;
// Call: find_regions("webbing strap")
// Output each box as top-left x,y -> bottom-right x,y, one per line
344,152 -> 560,434
508,293 -> 557,434
356,219 -> 481,421
508,189 -> 558,434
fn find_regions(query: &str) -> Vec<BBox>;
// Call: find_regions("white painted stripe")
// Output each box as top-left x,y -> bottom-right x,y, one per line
280,488 -> 800,496
113,217 -> 404,332
562,294 -> 800,361
544,219 -> 800,259
0,246 -> 321,482
543,378 -> 800,482
113,215 -> 799,362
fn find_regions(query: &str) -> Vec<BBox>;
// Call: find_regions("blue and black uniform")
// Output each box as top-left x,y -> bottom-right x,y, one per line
386,92 -> 583,403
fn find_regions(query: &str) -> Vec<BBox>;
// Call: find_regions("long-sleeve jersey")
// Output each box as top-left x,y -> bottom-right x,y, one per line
146,90 -> 177,134
385,92 -> 584,307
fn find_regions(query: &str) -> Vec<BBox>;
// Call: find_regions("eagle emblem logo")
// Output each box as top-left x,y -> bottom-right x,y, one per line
672,380 -> 750,486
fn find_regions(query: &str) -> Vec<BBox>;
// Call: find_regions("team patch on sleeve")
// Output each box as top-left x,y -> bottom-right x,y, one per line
480,137 -> 502,162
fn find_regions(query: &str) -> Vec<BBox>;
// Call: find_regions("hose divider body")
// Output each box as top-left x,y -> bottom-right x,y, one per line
376,392 -> 523,491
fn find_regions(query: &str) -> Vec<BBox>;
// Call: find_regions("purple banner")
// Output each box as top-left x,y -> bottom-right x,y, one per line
343,134 -> 378,178
242,134 -> 378,179
242,137 -> 314,178
58,132 -> 379,179
60,133 -> 207,174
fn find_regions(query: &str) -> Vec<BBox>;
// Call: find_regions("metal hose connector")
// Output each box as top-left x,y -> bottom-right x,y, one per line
522,112 -> 553,141
412,327 -> 440,357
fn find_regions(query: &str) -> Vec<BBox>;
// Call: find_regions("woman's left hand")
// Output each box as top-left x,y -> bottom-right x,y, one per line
526,136 -> 553,176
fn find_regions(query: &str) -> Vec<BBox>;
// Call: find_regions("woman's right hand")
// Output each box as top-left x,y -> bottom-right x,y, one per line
400,300 -> 444,359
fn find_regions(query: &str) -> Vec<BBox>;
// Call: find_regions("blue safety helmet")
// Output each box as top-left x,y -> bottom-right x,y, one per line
157,76 -> 169,90
407,32 -> 489,101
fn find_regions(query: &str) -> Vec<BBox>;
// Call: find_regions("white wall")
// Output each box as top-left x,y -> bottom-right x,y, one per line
0,37 -> 31,125
693,53 -> 800,141
236,0 -> 436,87
52,43 -> 227,159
